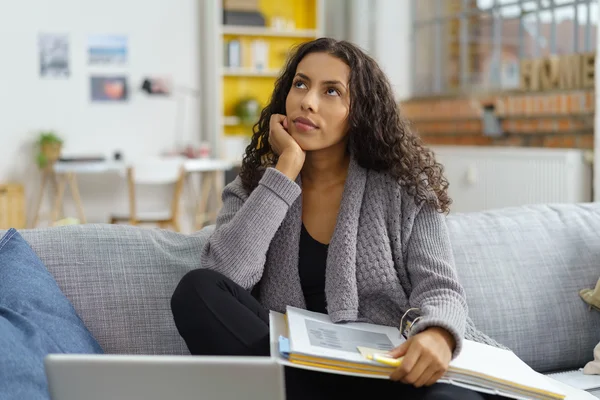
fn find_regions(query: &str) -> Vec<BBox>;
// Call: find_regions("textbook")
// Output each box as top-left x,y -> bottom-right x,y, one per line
269,306 -> 579,400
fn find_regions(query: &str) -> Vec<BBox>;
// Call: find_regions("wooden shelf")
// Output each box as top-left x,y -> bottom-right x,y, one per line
221,26 -> 318,38
223,67 -> 281,77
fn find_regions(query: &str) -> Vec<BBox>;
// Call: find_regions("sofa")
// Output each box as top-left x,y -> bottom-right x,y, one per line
4,203 -> 600,376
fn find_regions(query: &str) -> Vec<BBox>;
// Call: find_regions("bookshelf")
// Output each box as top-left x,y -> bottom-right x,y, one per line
200,0 -> 324,164
222,67 -> 281,77
221,26 -> 319,38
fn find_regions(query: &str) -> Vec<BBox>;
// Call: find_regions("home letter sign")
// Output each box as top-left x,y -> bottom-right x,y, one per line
520,53 -> 595,91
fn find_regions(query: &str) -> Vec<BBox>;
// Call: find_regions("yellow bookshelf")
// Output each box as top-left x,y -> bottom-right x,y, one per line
219,0 -> 324,139
198,0 -> 324,163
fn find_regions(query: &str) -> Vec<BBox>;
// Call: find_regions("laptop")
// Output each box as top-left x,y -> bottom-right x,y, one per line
45,354 -> 285,400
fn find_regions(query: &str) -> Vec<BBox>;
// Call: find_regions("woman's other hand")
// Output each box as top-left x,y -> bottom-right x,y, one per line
388,327 -> 455,387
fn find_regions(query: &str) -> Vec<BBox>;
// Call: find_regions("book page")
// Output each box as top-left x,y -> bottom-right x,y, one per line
450,340 -> 565,397
305,319 -> 395,352
271,310 -> 574,398
547,370 -> 600,391
286,307 -> 404,364
269,311 -> 391,380
545,378 -> 599,400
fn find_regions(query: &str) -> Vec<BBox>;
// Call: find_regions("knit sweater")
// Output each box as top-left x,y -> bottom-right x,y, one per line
200,156 -> 506,357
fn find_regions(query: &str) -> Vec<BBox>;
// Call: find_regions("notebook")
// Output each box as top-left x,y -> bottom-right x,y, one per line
270,306 -> 572,400
547,369 -> 600,391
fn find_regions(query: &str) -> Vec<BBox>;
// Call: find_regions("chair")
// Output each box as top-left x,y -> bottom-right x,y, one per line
109,159 -> 185,232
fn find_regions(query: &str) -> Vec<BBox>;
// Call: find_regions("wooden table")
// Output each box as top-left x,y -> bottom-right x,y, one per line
31,161 -> 124,227
31,158 -> 235,229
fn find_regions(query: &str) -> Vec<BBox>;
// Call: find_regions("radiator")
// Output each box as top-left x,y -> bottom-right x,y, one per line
430,146 -> 593,213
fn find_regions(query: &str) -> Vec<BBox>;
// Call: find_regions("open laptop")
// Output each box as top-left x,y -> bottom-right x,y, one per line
45,354 -> 285,400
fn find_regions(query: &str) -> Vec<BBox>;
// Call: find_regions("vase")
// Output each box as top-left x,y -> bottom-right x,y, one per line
41,142 -> 62,165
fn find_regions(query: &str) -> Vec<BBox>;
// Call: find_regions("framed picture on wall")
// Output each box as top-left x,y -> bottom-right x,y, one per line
38,33 -> 70,78
90,76 -> 128,102
88,34 -> 128,65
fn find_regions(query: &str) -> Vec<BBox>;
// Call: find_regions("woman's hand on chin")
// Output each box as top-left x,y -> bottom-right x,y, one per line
269,114 -> 305,180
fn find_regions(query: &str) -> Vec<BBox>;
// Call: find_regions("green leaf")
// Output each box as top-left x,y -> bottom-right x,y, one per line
36,153 -> 48,169
37,131 -> 63,145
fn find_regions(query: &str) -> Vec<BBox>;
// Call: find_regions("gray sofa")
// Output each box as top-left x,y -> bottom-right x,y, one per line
7,203 -> 600,374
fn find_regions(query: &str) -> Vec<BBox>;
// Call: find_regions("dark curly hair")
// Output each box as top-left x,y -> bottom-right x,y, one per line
239,37 -> 451,213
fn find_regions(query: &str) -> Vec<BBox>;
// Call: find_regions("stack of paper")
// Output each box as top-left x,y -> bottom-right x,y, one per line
270,307 -> 577,400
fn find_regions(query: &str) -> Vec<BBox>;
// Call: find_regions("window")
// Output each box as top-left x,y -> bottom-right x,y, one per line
411,0 -> 598,96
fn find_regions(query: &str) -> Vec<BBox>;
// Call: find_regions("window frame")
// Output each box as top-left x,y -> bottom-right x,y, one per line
410,0 -> 597,96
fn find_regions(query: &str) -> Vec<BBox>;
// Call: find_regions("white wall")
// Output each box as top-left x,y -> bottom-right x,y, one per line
324,0 -> 350,41
372,0 -> 412,101
330,0 -> 413,101
0,0 -> 200,226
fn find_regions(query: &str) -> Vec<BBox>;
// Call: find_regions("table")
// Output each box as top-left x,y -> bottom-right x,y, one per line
184,159 -> 234,229
31,161 -> 126,227
31,158 -> 235,229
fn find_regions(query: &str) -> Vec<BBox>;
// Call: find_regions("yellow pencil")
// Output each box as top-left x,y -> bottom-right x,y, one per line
366,353 -> 403,367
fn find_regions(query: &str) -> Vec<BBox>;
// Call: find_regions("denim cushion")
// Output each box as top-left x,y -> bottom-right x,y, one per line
0,228 -> 103,400
5,224 -> 212,355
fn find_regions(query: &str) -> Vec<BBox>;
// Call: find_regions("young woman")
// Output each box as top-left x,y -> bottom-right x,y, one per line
171,38 -> 507,400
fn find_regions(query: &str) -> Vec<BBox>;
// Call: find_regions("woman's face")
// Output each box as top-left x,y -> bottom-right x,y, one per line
285,52 -> 350,152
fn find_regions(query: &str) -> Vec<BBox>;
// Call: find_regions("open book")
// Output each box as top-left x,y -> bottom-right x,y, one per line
269,306 -> 579,400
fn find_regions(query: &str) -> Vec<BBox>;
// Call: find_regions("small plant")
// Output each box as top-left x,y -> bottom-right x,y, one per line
36,131 -> 63,169
234,98 -> 260,126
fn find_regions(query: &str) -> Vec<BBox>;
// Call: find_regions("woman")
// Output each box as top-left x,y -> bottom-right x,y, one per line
171,38 -> 507,399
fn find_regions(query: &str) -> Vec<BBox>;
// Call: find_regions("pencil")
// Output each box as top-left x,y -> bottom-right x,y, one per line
367,353 -> 403,367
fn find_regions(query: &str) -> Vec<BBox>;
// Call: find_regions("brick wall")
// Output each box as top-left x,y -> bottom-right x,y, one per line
400,90 -> 595,149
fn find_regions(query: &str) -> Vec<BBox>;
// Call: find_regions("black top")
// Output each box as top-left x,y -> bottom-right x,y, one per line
298,224 -> 328,314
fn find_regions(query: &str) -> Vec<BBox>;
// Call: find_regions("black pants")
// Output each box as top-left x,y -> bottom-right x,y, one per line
171,269 -> 499,400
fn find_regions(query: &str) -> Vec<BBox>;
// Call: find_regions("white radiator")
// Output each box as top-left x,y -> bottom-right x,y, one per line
430,146 -> 593,213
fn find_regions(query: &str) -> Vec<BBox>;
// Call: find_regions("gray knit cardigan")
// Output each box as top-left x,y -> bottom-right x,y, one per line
201,157 -> 507,357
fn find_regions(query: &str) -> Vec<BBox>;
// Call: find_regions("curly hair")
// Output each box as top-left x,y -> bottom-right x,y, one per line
239,37 -> 451,214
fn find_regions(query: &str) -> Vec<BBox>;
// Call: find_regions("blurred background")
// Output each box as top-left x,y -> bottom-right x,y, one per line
0,0 -> 597,233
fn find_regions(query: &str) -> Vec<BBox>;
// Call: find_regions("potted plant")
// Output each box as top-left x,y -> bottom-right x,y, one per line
234,97 -> 260,126
36,131 -> 63,169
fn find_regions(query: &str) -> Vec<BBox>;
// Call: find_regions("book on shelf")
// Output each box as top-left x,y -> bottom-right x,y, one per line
269,306 -> 591,400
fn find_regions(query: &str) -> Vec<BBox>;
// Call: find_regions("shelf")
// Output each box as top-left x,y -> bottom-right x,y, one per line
223,116 -> 240,126
206,1 -> 323,160
221,26 -> 318,38
223,67 -> 281,77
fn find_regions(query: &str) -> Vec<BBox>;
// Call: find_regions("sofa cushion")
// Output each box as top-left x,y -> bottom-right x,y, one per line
8,224 -> 212,355
448,203 -> 600,373
0,228 -> 102,400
